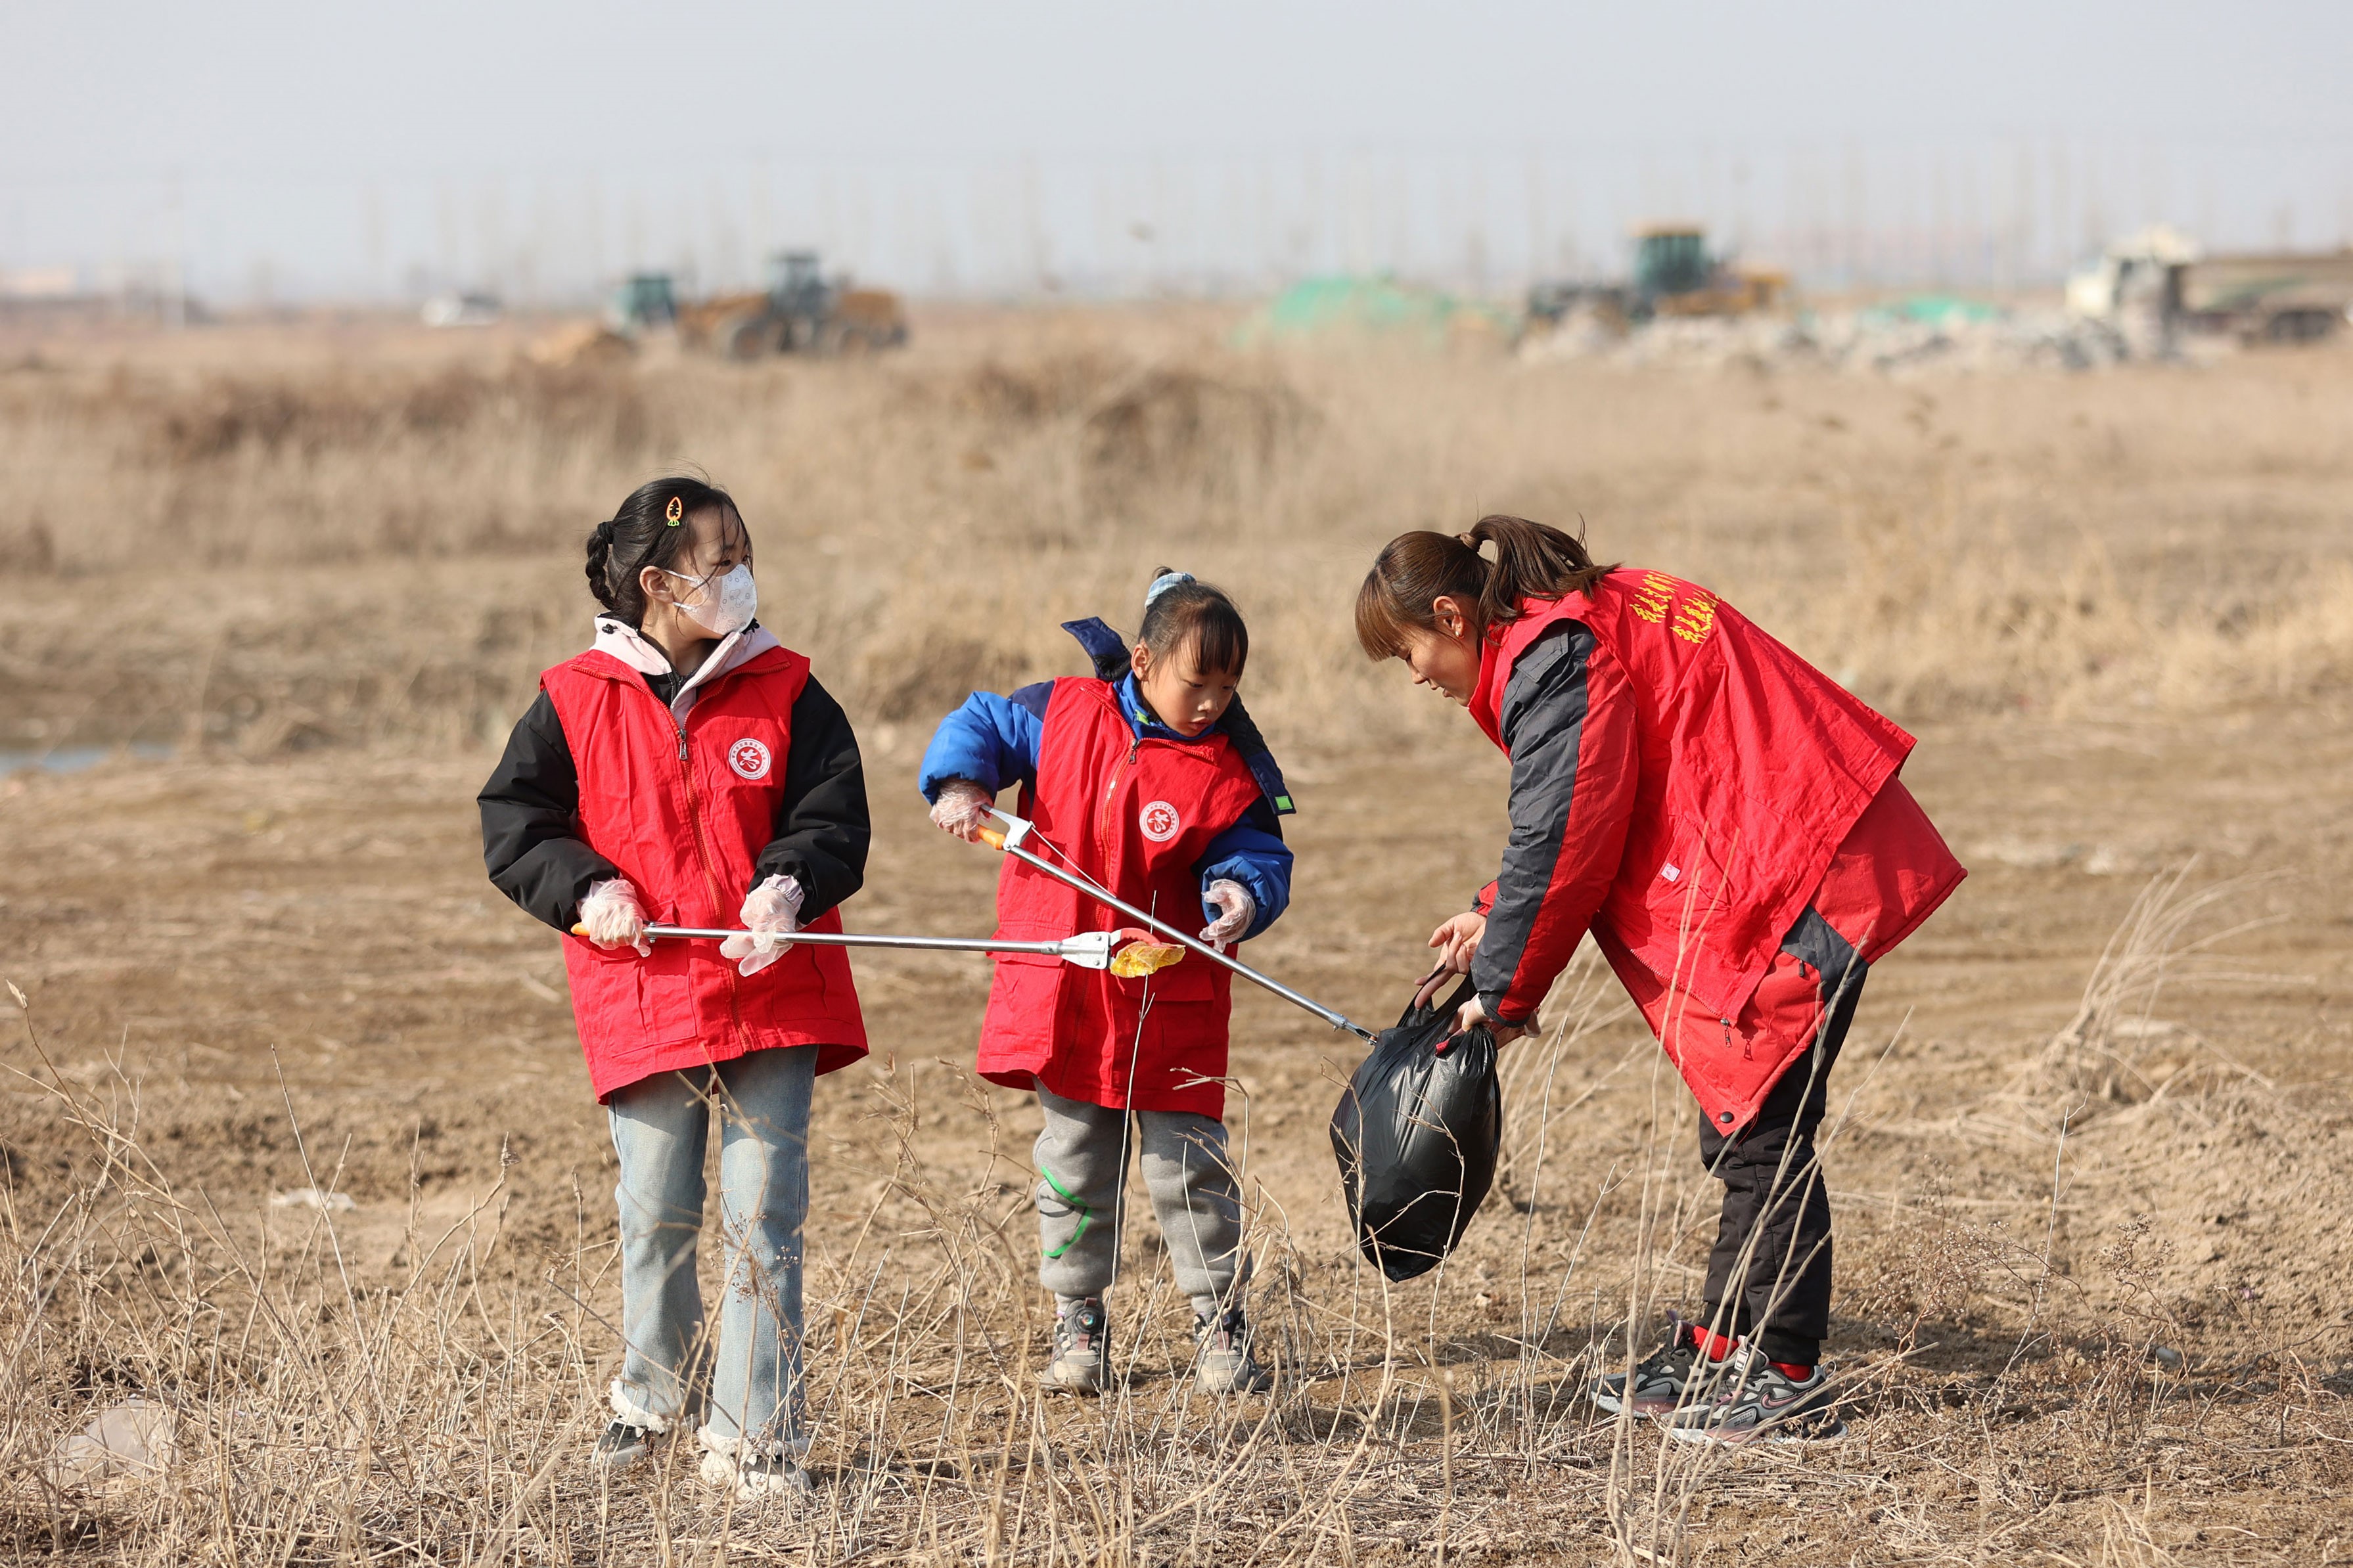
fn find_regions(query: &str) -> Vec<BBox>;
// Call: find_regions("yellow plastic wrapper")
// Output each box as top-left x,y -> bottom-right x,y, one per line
1108,940 -> 1185,978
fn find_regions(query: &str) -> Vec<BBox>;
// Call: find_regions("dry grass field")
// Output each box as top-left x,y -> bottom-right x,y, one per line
2,303 -> 2350,1564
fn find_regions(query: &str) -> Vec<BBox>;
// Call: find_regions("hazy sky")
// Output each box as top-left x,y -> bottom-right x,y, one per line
11,1 -> 2351,300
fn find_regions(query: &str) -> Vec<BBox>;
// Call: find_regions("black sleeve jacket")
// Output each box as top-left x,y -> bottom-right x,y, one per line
477,677 -> 870,933
1469,620 -> 1639,1026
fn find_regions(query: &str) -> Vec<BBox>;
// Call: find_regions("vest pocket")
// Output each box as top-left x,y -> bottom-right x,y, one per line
987,952 -> 1068,1046
635,945 -> 702,1046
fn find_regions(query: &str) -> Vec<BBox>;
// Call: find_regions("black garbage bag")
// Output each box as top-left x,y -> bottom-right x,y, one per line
1329,979 -> 1504,1282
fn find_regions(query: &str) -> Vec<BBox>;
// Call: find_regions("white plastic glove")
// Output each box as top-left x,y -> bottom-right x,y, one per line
580,878 -> 652,957
1200,879 -> 1255,951
929,778 -> 995,841
720,874 -> 804,977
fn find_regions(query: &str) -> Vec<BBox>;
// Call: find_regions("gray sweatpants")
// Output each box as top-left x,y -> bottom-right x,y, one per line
1032,1080 -> 1246,1314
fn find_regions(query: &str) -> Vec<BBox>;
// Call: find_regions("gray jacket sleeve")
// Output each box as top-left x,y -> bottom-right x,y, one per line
1471,621 -> 1639,1025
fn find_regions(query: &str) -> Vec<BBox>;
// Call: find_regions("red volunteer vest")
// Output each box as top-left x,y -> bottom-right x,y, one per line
977,678 -> 1266,1118
543,645 -> 867,1100
1618,777 -> 1964,1131
1470,570 -> 1917,1029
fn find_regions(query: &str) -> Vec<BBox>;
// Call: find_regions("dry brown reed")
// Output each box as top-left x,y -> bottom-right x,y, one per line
3,318 -> 2350,762
4,314 -> 2350,1561
7,872 -> 2347,1564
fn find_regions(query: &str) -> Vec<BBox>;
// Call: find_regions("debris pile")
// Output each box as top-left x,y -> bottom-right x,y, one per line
1520,297 -> 2136,375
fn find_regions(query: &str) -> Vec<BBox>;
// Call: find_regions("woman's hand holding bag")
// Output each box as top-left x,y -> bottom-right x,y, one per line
1419,910 -> 1486,1003
1414,910 -> 1527,1044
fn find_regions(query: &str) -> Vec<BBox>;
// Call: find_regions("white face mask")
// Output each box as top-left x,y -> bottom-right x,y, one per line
663,563 -> 758,637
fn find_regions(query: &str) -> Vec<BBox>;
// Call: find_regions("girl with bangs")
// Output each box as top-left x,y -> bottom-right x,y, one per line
921,569 -> 1296,1398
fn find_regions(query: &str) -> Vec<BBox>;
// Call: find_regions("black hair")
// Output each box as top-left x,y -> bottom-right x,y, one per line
1354,514 -> 1614,658
584,477 -> 744,625
1137,565 -> 1248,677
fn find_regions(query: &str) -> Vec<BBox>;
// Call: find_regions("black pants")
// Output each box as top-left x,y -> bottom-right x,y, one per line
1697,907 -> 1865,1366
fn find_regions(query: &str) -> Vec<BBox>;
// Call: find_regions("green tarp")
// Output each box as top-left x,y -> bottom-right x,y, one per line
1235,275 -> 1513,347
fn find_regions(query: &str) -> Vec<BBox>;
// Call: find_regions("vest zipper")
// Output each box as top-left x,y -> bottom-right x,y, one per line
1097,736 -> 1145,861
672,713 -> 748,1052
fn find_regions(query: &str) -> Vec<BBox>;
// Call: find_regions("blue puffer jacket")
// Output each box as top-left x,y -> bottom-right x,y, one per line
918,621 -> 1294,941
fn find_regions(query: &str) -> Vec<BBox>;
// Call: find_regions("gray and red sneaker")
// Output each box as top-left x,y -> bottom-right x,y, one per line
1593,1314 -> 1701,1416
1039,1297 -> 1111,1395
1193,1307 -> 1273,1396
1664,1343 -> 1846,1444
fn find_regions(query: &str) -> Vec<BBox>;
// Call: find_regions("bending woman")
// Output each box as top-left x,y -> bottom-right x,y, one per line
1355,516 -> 1963,1445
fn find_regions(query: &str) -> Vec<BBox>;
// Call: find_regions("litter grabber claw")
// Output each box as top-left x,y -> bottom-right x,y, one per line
976,808 -> 1374,1041
568,922 -> 1183,973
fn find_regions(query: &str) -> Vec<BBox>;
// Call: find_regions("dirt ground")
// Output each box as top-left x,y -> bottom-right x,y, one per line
3,308 -> 2350,1563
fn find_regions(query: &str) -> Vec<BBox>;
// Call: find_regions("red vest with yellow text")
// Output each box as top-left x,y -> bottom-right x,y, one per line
543,645 -> 867,1100
1470,570 -> 1916,1027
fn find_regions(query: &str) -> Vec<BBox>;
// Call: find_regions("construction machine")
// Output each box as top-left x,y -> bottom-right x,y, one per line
680,251 -> 908,359
606,273 -> 679,334
2069,227 -> 2353,347
2180,253 -> 2353,342
1632,225 -> 1787,317
1526,225 -> 1785,332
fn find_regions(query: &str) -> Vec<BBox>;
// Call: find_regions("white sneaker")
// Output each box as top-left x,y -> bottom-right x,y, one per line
699,1446 -> 813,1500
698,1425 -> 815,1500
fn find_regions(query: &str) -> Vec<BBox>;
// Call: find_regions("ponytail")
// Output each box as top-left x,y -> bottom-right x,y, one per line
1354,514 -> 1614,658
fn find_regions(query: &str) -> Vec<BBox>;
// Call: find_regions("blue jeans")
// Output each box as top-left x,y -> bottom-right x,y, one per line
606,1045 -> 814,1456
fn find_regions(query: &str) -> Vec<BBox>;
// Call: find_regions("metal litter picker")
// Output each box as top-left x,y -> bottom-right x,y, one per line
976,808 -> 1373,1041
570,921 -> 1185,975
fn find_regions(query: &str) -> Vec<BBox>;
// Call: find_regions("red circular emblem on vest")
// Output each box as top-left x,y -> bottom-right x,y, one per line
1138,800 -> 1182,843
727,738 -> 773,780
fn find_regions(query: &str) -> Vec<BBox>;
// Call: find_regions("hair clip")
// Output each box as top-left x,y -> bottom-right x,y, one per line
664,496 -> 685,527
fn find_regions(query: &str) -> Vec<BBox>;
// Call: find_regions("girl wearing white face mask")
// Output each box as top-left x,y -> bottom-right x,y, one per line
478,477 -> 870,1497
